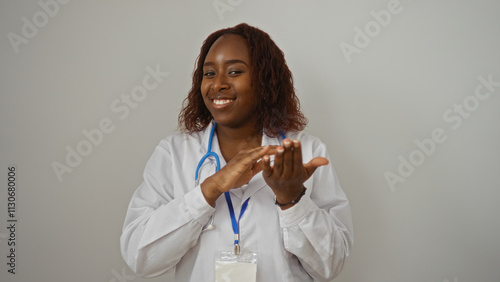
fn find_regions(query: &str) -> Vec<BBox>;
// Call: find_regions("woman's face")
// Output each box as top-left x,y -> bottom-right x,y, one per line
201,34 -> 257,131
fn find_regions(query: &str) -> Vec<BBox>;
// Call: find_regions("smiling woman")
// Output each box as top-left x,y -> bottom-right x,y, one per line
120,23 -> 353,282
200,34 -> 257,133
179,23 -> 307,137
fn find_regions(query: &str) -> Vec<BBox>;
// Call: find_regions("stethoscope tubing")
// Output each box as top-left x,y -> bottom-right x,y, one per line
196,122 -> 286,233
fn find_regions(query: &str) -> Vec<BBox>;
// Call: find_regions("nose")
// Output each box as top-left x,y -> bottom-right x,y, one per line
211,73 -> 229,92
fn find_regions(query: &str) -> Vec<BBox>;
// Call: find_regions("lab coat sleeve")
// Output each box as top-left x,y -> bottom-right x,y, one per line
278,142 -> 354,281
120,143 -> 215,277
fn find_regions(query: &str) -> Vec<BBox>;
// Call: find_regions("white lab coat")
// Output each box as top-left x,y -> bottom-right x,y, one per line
120,123 -> 353,281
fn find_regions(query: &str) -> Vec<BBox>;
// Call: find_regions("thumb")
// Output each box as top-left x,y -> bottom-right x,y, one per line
304,157 -> 329,177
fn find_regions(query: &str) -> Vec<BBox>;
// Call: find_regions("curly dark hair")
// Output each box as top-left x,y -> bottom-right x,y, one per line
178,23 -> 307,137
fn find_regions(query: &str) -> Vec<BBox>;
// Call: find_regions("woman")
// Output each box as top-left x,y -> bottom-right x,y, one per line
120,23 -> 353,281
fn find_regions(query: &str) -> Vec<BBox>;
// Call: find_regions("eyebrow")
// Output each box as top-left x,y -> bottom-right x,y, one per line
203,59 -> 249,67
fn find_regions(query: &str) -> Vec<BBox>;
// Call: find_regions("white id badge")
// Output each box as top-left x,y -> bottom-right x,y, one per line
215,251 -> 257,282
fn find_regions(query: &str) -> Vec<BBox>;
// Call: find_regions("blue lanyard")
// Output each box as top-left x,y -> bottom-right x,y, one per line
224,192 -> 250,254
195,122 -> 251,254
195,123 -> 287,254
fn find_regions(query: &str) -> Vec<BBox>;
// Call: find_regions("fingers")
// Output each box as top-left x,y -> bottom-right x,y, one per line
277,139 -> 303,178
282,139 -> 293,178
228,145 -> 278,177
219,145 -> 278,190
274,146 -> 284,176
262,155 -> 272,177
248,146 -> 280,176
237,145 -> 276,167
254,145 -> 278,159
265,139 -> 328,179
261,139 -> 300,180
233,140 -> 326,185
292,139 -> 303,174
262,138 -> 330,197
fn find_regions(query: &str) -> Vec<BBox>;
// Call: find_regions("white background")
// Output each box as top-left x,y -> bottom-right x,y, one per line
1,0 -> 499,281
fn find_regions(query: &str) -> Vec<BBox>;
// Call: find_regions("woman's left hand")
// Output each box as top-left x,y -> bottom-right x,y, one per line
262,139 -> 329,209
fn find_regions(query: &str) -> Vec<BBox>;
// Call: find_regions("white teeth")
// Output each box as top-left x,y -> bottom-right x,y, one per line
213,99 -> 233,105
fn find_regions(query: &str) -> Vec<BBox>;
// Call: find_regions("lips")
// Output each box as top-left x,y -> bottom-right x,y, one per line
213,99 -> 234,105
210,97 -> 235,109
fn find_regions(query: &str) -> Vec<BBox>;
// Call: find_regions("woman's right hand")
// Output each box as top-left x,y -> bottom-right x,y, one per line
200,145 -> 276,206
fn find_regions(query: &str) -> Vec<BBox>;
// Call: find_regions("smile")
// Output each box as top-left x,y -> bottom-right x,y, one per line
212,99 -> 234,106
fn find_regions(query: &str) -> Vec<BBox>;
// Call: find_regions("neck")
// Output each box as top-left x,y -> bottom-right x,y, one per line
215,122 -> 263,162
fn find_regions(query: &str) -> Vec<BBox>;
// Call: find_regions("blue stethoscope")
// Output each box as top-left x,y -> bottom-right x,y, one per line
195,122 -> 286,254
